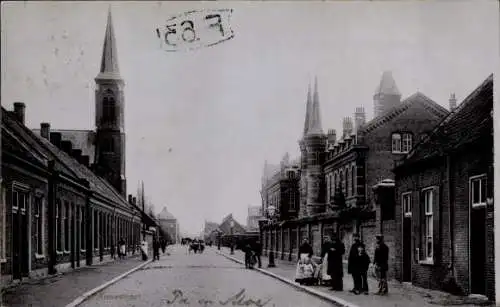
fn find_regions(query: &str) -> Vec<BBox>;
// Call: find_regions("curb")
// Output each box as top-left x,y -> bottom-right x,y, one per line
217,251 -> 360,307
65,259 -> 153,307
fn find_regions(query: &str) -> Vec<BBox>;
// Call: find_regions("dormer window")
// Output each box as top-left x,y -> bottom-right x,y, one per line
392,133 -> 412,153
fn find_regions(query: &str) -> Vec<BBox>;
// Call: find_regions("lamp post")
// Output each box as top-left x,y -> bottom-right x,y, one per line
267,205 -> 276,268
230,220 -> 235,255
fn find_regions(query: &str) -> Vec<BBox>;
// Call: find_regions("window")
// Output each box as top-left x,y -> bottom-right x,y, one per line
64,202 -> 70,251
392,133 -> 413,153
289,190 -> 296,210
56,200 -> 62,251
326,175 -> 331,201
102,96 -> 116,122
346,167 -> 352,196
351,165 -> 356,196
402,134 -> 412,153
103,137 -> 115,153
470,175 -> 487,208
402,192 -> 412,217
34,197 -> 43,255
80,207 -> 86,251
423,189 -> 434,261
340,171 -> 345,194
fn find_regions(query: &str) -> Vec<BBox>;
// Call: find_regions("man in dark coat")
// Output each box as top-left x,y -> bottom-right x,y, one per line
253,240 -> 263,268
327,234 -> 345,291
374,235 -> 389,295
298,239 -> 313,258
348,233 -> 365,294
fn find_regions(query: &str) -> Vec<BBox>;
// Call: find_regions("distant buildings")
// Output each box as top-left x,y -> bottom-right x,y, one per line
246,206 -> 263,231
157,207 -> 179,244
258,72 -> 494,300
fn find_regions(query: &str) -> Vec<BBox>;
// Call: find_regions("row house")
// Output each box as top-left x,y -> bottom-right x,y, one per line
261,72 -> 450,275
393,75 -> 494,300
1,104 -> 146,283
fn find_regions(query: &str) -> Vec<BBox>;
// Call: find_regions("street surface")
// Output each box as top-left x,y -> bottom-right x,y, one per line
80,245 -> 334,307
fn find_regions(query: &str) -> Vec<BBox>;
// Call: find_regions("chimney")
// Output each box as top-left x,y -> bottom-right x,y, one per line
132,197 -> 137,206
327,129 -> 337,145
449,93 -> 457,111
61,140 -> 73,155
13,102 -> 26,125
40,123 -> 50,139
50,132 -> 62,148
72,149 -> 82,162
80,155 -> 90,167
354,107 -> 366,131
342,117 -> 353,138
128,194 -> 133,204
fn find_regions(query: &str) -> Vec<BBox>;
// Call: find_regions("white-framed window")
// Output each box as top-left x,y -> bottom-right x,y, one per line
392,133 -> 413,153
64,202 -> 70,251
402,192 -> 412,217
423,188 -> 434,261
34,196 -> 44,255
402,134 -> 413,153
470,175 -> 487,208
392,133 -> 402,153
56,199 -> 62,251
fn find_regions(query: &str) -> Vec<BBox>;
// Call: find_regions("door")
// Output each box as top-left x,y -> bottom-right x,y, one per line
470,205 -> 486,295
402,216 -> 412,282
12,190 -> 30,280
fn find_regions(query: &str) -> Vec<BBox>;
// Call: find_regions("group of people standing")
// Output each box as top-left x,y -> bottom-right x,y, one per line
295,233 -> 389,295
109,238 -> 127,260
243,240 -> 263,269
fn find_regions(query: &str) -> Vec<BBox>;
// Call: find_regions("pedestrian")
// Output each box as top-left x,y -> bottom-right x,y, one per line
295,239 -> 315,285
354,245 -> 370,295
327,234 -> 345,291
374,235 -> 389,295
244,242 -> 254,269
298,238 -> 313,259
153,237 -> 160,261
118,238 -> 126,259
348,233 -> 365,294
253,240 -> 263,268
140,239 -> 149,261
319,236 -> 332,285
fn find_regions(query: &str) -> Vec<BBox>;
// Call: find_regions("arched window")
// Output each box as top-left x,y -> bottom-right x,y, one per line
347,167 -> 351,196
340,171 -> 344,194
102,96 -> 116,122
351,165 -> 356,196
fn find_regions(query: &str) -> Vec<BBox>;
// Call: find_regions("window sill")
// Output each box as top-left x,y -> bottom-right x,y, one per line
80,249 -> 86,253
35,253 -> 45,260
63,250 -> 70,255
56,250 -> 63,256
419,259 -> 434,266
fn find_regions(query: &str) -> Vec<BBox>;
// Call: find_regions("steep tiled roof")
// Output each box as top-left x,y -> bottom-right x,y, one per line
219,214 -> 246,235
401,74 -> 493,164
360,92 -> 449,134
33,129 -> 96,164
2,107 -> 132,211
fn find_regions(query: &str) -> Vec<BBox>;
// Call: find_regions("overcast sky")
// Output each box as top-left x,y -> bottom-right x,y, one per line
1,1 -> 498,235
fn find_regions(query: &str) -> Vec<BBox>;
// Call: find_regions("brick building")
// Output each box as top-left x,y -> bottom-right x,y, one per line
157,207 -> 179,244
260,72 -> 449,274
393,75 -> 494,300
0,9 -> 156,285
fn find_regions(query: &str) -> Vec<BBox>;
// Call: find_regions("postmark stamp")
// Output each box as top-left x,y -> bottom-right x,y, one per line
156,9 -> 234,52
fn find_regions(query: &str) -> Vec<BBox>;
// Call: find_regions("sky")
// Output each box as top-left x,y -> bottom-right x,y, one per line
1,1 -> 498,236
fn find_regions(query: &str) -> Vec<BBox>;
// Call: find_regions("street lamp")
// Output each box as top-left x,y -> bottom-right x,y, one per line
230,220 -> 235,255
267,205 -> 277,268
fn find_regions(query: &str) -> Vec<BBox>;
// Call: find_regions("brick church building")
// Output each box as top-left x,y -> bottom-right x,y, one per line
0,9 -> 157,285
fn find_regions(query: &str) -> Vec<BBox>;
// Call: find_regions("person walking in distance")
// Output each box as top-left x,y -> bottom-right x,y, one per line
354,245 -> 371,295
374,235 -> 389,295
253,240 -> 263,268
348,233 -> 365,294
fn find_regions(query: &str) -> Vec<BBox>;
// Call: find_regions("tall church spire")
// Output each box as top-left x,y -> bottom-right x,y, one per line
307,76 -> 323,136
303,82 -> 312,135
96,7 -> 121,80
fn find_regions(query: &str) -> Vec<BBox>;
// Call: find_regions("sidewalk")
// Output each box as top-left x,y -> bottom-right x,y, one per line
217,248 -> 493,307
1,255 -> 147,307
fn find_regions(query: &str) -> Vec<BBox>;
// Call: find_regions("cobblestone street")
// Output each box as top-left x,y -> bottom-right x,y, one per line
79,245 -> 334,307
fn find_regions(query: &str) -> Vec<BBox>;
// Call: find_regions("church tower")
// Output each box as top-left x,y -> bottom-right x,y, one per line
299,77 -> 327,217
373,71 -> 402,118
94,8 -> 126,197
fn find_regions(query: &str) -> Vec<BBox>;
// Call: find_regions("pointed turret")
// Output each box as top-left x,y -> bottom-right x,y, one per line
307,76 -> 323,136
96,7 -> 121,81
373,71 -> 402,118
303,83 -> 312,135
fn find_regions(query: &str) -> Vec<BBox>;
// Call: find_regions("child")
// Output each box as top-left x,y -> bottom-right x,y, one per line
355,245 -> 371,295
